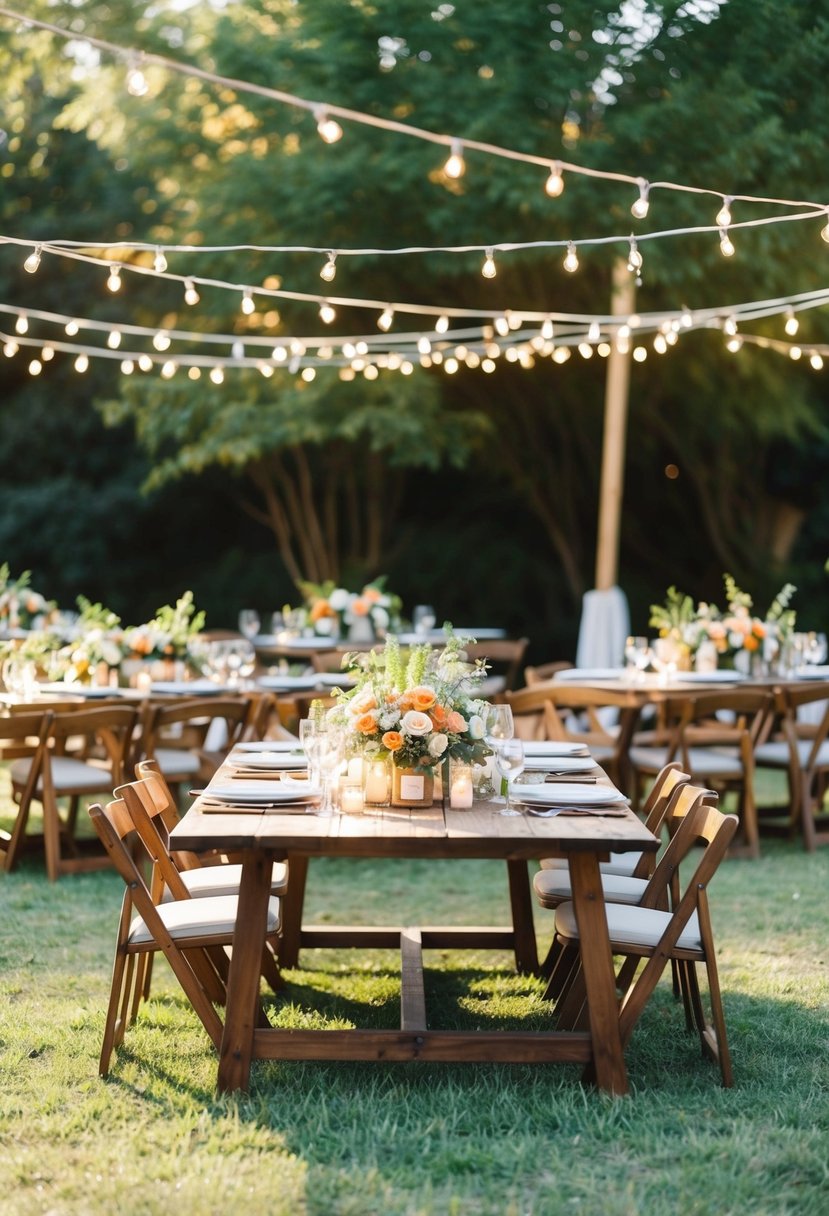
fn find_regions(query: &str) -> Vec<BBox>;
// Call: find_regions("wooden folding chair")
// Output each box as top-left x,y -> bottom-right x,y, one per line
8,703 -> 139,880
461,638 -> 529,696
550,795 -> 738,1086
1,710 -> 53,872
138,695 -> 253,793
524,661 -> 574,686
754,684 -> 829,850
88,796 -> 281,1077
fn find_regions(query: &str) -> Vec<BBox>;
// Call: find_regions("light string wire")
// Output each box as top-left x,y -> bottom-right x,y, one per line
1,3 -> 828,217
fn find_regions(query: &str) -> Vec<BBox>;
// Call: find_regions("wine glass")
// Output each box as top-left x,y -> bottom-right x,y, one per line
484,703 -> 514,802
492,738 -> 525,816
624,635 -> 651,682
238,609 -> 261,641
299,717 -> 324,788
803,631 -> 828,667
412,604 -> 436,636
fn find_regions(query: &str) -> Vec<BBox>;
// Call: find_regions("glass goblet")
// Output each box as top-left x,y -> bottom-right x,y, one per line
492,738 -> 525,817
484,703 -> 514,802
238,609 -> 261,641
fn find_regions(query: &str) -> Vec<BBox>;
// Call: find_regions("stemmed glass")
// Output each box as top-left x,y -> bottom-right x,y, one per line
315,722 -> 345,817
238,609 -> 261,641
412,604 -> 437,636
299,717 -> 324,789
803,631 -> 828,667
624,635 -> 651,683
492,738 -> 525,816
484,703 -> 514,803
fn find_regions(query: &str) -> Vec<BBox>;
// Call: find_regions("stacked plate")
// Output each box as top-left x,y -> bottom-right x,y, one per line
510,782 -> 629,816
204,778 -> 321,810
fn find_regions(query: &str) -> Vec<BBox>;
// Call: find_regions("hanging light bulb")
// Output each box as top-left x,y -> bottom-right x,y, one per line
716,195 -> 733,227
15,314 -> 29,335
231,341 -> 245,360
107,264 -> 122,293
209,366 -> 224,384
74,353 -> 89,373
784,309 -> 799,336
107,330 -> 122,349
435,314 -> 450,334
240,289 -> 255,315
544,161 -> 564,198
719,228 -> 735,257
481,248 -> 497,279
726,335 -> 743,353
563,242 -> 579,273
631,178 -> 650,219
258,362 -> 274,377
723,316 -> 738,336
184,279 -> 200,306
3,341 -> 19,357
653,333 -> 668,354
810,352 -> 824,370
153,330 -> 171,352
417,336 -> 432,355
302,366 -> 317,382
319,302 -> 336,324
587,322 -> 601,343
23,245 -> 42,274
65,319 -> 79,336
120,359 -> 135,375
626,235 -> 643,274
315,108 -> 343,144
41,345 -> 54,361
152,247 -> 167,274
377,306 -> 394,332
494,315 -> 510,337
28,358 -> 42,376
138,354 -> 153,372
320,252 -> 337,282
160,360 -> 177,378
125,56 -> 149,98
541,317 -> 554,340
443,138 -> 466,179
188,367 -> 201,380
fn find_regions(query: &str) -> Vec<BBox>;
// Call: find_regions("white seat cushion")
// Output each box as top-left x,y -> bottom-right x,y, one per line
630,745 -> 743,779
555,900 -> 702,952
162,862 -> 289,902
534,869 -> 648,906
539,850 -> 643,877
153,747 -> 202,777
129,893 -> 280,946
755,739 -> 829,769
10,755 -> 113,793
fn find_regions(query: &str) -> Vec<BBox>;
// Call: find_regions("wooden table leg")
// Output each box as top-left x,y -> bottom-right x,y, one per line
506,859 -> 540,976
217,849 -> 273,1093
277,853 -> 308,969
567,851 -> 629,1096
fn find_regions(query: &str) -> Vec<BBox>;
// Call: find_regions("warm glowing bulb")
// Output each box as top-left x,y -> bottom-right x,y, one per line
320,253 -> 337,282
544,161 -> 564,198
138,354 -> 153,372
258,362 -> 274,377
153,247 -> 168,274
784,310 -> 799,336
377,307 -> 394,331
209,367 -> 224,384
822,216 -> 829,243
15,315 -> 28,335
444,357 -> 459,374
810,353 -> 824,370
74,353 -> 89,373
444,138 -> 465,179
184,279 -> 200,306
653,333 -> 668,354
126,64 -> 148,97
719,228 -> 735,257
481,249 -> 496,279
41,345 -> 54,361
107,265 -> 122,292
633,346 -> 648,362
319,302 -> 336,324
23,245 -> 42,274
541,318 -> 554,340
716,197 -> 732,227
627,237 -> 643,273
563,242 -> 579,273
494,315 -> 510,337
161,360 -> 177,378
578,342 -> 593,359
552,347 -> 571,364
188,366 -> 201,380
153,330 -> 171,352
631,179 -> 650,219
316,111 -> 343,143
588,322 -> 601,343
723,316 -> 738,336
300,366 -> 316,382
28,359 -> 42,376
789,345 -> 802,360
272,345 -> 287,362
435,314 -> 449,334
241,289 -> 255,315
726,336 -> 743,353
3,341 -> 19,357
417,336 -> 431,355
107,330 -> 122,349
120,359 -> 134,375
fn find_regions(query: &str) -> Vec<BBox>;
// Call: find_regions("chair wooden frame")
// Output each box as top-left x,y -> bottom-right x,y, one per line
761,685 -> 829,850
139,695 -> 253,790
9,703 -> 139,880
549,794 -> 738,1086
1,710 -> 53,872
461,638 -> 529,694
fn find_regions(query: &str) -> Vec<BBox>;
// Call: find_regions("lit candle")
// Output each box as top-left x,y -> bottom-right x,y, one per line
450,765 -> 474,809
340,783 -> 364,814
347,756 -> 364,782
364,759 -> 390,805
135,671 -> 152,693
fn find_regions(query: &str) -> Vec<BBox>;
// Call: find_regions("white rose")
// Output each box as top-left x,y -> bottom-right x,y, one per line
428,732 -> 448,757
379,709 -> 401,730
371,605 -> 390,628
101,640 -> 122,666
401,710 -> 432,737
329,588 -> 351,611
467,714 -> 485,741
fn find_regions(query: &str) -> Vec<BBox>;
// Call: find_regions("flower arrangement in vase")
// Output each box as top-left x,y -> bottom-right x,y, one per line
122,591 -> 206,675
297,576 -> 402,642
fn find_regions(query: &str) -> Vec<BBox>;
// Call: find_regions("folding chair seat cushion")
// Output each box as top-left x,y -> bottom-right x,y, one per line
555,899 -> 702,953
162,861 -> 289,901
129,892 -> 281,946
540,850 -> 643,877
533,869 -> 648,907
10,754 -> 113,792
629,745 -> 744,778
754,738 -> 829,768
153,747 -> 202,777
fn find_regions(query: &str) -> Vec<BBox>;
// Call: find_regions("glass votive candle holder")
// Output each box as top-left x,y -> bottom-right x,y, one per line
449,763 -> 474,809
339,780 -> 364,815
363,757 -> 391,807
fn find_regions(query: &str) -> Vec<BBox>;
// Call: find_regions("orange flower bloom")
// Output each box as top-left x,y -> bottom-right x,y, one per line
410,686 -> 437,711
446,710 -> 466,733
743,635 -> 759,652
351,596 -> 370,617
399,692 -> 415,711
310,599 -> 335,622
430,704 -> 448,729
382,730 -> 403,751
753,621 -> 766,638
355,713 -> 379,735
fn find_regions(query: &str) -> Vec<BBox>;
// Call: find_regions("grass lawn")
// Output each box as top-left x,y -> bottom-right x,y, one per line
2,775 -> 829,1216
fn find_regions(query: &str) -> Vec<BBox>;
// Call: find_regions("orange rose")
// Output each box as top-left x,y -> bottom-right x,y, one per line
351,597 -> 370,616
363,586 -> 382,603
753,621 -> 766,638
430,704 -> 448,729
446,710 -> 466,733
382,730 -> 403,751
355,713 -> 379,734
743,635 -> 759,652
399,692 -> 415,711
349,692 -> 377,714
410,686 -> 437,711
310,599 -> 335,622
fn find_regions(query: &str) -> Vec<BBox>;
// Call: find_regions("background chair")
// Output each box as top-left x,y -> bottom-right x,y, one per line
138,695 -> 253,796
461,638 -> 529,697
1,709 -> 53,872
524,661 -> 574,686
8,703 -> 139,880
87,795 -> 281,1077
754,684 -> 829,850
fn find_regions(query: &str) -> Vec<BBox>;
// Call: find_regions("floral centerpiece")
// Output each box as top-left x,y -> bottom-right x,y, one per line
0,564 -> 56,632
122,591 -> 206,670
51,597 -> 124,685
328,633 -> 492,806
297,576 -> 402,642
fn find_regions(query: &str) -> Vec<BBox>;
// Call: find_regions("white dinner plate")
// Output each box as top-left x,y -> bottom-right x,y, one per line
257,675 -> 321,691
208,780 -> 321,804
553,667 -> 625,681
230,752 -> 308,770
234,740 -> 303,753
523,755 -> 597,773
522,741 -> 591,758
512,782 -> 628,806
150,679 -> 228,695
792,666 -> 829,680
674,670 -> 746,683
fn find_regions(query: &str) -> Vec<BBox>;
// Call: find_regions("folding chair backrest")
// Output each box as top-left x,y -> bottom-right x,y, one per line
44,704 -> 140,785
461,639 -> 529,693
775,684 -> 829,768
639,785 -> 730,913
116,773 -> 191,902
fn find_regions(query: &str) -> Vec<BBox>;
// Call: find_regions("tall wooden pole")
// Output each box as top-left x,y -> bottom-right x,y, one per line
594,259 -> 636,590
